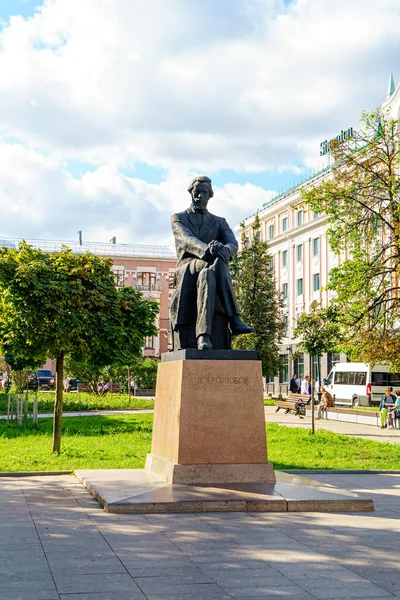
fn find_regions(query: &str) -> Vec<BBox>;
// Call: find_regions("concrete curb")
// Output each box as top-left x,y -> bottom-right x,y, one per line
283,469 -> 400,474
1,469 -> 399,478
0,470 -> 73,477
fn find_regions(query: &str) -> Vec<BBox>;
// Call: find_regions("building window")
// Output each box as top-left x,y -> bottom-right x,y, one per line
113,269 -> 125,288
282,315 -> 288,335
168,272 -> 176,289
282,250 -> 288,268
296,244 -> 303,262
313,273 -> 320,292
313,238 -> 320,255
282,217 -> 288,233
279,355 -> 289,383
313,355 -> 319,382
297,278 -> 303,296
268,223 -> 274,240
313,211 -> 320,219
327,352 -> 341,374
145,336 -> 154,349
296,210 -> 304,226
137,272 -> 156,288
282,282 -> 288,300
294,354 -> 304,378
268,256 -> 274,272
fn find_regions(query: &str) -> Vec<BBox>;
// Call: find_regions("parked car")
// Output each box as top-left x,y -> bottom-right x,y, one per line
323,362 -> 400,407
27,369 -> 55,391
63,378 -> 81,393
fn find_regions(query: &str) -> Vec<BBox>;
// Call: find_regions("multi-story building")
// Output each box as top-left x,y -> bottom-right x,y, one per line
239,74 -> 399,390
0,238 -> 177,360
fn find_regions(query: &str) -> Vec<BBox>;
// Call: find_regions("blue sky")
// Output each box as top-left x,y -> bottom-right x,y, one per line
0,0 -> 397,245
0,0 -> 39,21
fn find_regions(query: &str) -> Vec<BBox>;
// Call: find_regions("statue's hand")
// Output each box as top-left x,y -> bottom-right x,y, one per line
208,240 -> 222,255
210,242 -> 230,263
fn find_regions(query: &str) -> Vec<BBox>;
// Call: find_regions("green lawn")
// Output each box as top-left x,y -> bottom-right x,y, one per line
0,391 -> 154,415
0,414 -> 399,472
0,414 -> 153,471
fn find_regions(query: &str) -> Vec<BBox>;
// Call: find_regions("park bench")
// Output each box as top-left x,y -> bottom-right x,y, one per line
77,383 -> 89,392
76,383 -> 121,394
275,393 -> 312,417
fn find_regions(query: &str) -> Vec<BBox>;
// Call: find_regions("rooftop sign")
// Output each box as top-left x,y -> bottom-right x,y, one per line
320,127 -> 354,156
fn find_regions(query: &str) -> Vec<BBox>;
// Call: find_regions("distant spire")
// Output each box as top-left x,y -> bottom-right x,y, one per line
386,72 -> 395,98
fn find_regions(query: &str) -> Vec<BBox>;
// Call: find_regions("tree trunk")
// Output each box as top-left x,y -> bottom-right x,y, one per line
52,352 -> 64,453
310,353 -> 315,435
128,367 -> 131,401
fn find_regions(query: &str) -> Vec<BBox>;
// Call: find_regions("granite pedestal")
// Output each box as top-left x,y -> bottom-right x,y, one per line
146,351 -> 275,484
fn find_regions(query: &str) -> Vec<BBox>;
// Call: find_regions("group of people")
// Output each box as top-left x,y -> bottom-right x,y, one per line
289,373 -> 312,395
290,373 -> 334,420
379,387 -> 400,428
98,381 -> 110,395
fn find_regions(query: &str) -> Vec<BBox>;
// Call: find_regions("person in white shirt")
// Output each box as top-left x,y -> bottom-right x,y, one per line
301,375 -> 311,395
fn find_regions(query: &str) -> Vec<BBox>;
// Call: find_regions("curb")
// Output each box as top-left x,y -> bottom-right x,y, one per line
282,469 -> 400,474
1,469 -> 399,477
0,470 -> 73,477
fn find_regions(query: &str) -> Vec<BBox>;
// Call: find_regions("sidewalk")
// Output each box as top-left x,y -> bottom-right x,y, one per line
265,406 -> 400,444
1,471 -> 399,599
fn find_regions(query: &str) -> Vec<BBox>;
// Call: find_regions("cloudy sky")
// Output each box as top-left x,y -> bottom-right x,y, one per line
0,0 -> 399,246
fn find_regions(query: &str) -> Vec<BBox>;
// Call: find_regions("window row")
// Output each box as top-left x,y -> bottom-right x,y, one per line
267,210 -> 321,240
281,273 -> 320,299
278,351 -> 338,384
277,240 -> 321,269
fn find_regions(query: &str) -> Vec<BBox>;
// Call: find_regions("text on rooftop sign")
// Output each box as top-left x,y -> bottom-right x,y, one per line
320,127 -> 354,156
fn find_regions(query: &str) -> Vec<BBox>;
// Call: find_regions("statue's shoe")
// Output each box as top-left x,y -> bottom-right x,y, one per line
229,316 -> 255,336
197,334 -> 213,350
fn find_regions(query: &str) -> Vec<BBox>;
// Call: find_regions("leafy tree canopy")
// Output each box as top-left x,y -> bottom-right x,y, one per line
294,302 -> 343,359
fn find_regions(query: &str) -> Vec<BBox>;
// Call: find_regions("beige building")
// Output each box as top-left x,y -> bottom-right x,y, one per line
239,74 -> 400,390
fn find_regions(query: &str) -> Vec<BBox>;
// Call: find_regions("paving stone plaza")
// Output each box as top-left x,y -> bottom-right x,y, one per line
1,471 -> 399,600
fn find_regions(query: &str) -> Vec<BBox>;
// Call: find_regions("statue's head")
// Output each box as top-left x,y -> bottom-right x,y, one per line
188,175 -> 214,211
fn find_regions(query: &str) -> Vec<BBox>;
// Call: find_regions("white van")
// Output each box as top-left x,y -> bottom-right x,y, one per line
323,362 -> 400,407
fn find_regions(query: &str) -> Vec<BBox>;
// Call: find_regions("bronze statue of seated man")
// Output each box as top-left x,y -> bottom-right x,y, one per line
170,175 -> 254,350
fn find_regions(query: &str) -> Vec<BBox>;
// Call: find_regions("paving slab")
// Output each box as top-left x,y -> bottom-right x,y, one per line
0,472 -> 399,600
74,469 -> 373,514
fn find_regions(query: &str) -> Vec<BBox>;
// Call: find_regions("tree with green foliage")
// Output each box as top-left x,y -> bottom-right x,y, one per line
0,243 -> 158,451
294,301 -> 343,433
130,358 -> 159,390
2,349 -> 43,393
231,214 -> 284,377
301,109 -> 400,369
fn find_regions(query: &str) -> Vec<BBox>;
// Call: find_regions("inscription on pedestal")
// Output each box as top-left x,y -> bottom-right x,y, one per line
197,376 -> 249,386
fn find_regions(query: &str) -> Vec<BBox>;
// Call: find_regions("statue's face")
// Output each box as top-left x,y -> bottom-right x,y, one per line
191,182 -> 210,211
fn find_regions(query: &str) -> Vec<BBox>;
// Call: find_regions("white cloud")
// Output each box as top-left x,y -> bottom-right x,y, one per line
0,0 -> 399,242
0,141 -> 271,243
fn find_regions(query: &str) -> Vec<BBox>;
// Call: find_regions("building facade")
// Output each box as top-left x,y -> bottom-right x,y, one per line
238,74 -> 400,391
0,238 -> 177,362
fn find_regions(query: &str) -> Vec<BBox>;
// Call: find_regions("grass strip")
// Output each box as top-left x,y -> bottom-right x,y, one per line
0,415 -> 399,472
0,391 -> 154,415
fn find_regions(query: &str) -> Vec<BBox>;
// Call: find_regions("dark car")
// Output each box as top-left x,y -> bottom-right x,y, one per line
27,370 -> 55,391
63,377 -> 81,393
